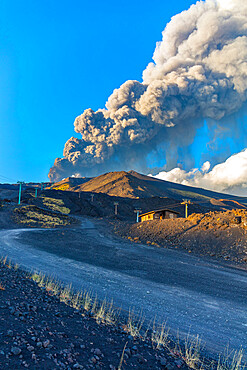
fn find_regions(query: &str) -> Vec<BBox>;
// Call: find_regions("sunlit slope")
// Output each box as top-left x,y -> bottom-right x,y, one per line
52,177 -> 92,191
52,170 -> 247,207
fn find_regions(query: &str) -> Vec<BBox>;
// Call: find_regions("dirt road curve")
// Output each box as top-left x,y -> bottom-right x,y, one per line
0,217 -> 246,359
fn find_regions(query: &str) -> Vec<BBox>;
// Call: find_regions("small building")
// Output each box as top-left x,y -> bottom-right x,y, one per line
139,208 -> 180,222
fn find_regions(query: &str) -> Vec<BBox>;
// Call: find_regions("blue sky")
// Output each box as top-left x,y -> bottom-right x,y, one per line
0,0 -> 198,183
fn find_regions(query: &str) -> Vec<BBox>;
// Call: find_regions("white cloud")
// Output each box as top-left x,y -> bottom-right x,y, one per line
153,149 -> 247,196
201,161 -> 211,173
217,0 -> 236,10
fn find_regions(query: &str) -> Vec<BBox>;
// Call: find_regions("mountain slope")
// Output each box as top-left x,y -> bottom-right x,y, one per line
52,177 -> 92,191
62,170 -> 247,207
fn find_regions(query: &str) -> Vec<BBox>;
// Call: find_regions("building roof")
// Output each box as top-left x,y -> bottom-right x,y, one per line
140,208 -> 180,217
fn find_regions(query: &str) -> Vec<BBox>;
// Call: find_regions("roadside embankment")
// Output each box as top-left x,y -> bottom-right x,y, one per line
0,258 -> 194,369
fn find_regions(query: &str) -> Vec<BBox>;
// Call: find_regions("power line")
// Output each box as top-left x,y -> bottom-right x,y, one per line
138,196 -> 247,217
0,173 -> 16,182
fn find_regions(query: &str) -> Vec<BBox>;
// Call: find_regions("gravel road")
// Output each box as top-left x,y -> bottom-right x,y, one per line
0,217 -> 246,360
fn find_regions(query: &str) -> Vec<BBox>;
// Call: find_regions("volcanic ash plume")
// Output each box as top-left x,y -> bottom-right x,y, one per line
49,0 -> 247,182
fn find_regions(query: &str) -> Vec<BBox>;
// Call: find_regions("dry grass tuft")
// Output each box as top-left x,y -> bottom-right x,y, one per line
177,333 -> 202,369
151,320 -> 170,349
126,309 -> 145,338
13,205 -> 74,228
118,341 -> 128,370
41,197 -> 70,214
216,347 -> 245,370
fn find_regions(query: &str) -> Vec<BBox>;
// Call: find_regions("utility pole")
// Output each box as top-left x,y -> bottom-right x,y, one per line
17,181 -> 25,205
114,202 -> 119,216
47,182 -> 54,189
41,182 -> 46,191
181,199 -> 191,218
134,209 -> 142,223
91,194 -> 94,202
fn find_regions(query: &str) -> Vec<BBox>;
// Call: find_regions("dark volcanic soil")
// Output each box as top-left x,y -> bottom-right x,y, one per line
114,210 -> 247,269
0,261 -> 191,370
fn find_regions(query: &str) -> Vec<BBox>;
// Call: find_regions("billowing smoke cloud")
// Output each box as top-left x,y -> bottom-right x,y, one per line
152,148 -> 247,195
49,0 -> 247,182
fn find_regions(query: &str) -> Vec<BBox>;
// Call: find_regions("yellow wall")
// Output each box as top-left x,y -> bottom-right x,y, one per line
141,213 -> 154,222
141,212 -> 178,222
